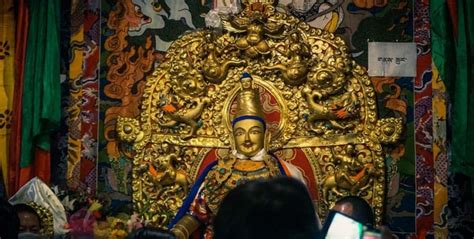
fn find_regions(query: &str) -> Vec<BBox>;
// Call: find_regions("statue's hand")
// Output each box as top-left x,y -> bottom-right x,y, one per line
170,215 -> 201,239
170,228 -> 187,239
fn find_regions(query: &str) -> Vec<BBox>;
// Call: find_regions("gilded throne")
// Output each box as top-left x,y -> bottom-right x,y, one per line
116,0 -> 402,232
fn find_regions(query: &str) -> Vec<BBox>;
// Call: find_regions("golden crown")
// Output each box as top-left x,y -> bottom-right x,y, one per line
233,73 -> 266,126
241,0 -> 275,6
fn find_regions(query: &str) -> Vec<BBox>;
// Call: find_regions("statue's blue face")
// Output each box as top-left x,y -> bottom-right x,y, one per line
233,119 -> 265,157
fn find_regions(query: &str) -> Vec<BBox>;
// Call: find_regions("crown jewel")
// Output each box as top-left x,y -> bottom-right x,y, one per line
241,0 -> 275,6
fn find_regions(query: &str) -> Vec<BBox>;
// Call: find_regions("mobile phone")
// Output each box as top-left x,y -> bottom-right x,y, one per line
362,230 -> 382,239
321,210 -> 364,239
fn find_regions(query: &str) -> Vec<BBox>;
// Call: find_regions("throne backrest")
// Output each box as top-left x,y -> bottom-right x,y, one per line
117,4 -> 402,228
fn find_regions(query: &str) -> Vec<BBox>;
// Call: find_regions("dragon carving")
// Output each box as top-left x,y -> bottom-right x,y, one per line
158,97 -> 210,139
302,85 -> 360,130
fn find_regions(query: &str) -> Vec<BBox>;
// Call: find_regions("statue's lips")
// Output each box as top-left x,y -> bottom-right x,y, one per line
242,142 -> 254,148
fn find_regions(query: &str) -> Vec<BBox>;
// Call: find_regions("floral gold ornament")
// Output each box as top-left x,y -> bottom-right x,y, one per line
320,145 -> 380,205
116,117 -> 144,144
26,202 -> 54,237
116,0 -> 402,229
371,118 -> 403,144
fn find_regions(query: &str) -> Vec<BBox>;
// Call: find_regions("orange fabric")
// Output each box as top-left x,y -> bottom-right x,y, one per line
278,159 -> 292,176
18,148 -> 50,188
8,0 -> 28,196
33,148 -> 51,183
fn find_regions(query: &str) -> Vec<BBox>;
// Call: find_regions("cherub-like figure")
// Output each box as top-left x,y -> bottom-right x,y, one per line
148,143 -> 191,194
321,145 -> 377,204
201,32 -> 246,84
262,30 -> 311,85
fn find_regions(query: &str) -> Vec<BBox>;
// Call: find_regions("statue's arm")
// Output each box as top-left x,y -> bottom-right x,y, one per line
170,161 -> 218,238
170,215 -> 201,239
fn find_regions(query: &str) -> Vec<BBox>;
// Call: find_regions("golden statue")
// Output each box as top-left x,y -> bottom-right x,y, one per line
168,73 -> 305,239
116,0 -> 403,234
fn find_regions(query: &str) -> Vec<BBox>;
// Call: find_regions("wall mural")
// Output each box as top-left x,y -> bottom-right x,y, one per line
99,0 -> 211,203
97,0 -> 434,236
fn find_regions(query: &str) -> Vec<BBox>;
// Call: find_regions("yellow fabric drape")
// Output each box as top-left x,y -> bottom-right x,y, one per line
0,0 -> 15,191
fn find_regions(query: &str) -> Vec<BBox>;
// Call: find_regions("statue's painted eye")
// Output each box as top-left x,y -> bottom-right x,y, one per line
152,1 -> 162,11
251,130 -> 261,134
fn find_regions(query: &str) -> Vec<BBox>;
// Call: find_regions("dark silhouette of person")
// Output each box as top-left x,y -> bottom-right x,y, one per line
0,198 -> 20,239
331,196 -> 374,226
213,176 -> 321,239
331,196 -> 394,238
129,227 -> 177,239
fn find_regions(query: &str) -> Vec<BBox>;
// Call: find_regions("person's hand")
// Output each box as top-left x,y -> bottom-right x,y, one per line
378,225 -> 393,239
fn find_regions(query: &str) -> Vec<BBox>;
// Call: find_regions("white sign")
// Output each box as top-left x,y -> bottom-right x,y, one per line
368,42 -> 417,77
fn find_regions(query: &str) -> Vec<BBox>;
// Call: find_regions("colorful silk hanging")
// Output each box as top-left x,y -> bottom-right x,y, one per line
8,0 -> 28,196
0,0 -> 16,194
431,0 -> 474,175
79,0 -> 100,193
64,0 -> 100,191
451,0 -> 474,175
50,0 -> 72,189
19,0 -> 61,183
66,0 -> 84,189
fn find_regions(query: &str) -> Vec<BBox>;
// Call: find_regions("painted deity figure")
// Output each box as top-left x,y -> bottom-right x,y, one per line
169,73 -> 305,239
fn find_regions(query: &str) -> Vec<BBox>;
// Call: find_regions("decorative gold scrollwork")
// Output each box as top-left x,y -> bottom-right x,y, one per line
116,1 -> 402,228
201,32 -> 246,84
312,143 -> 384,223
320,144 -> 380,202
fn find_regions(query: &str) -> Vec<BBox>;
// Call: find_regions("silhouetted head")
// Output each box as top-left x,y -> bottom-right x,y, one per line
332,196 -> 374,226
129,227 -> 176,239
0,198 -> 20,238
214,176 -> 321,239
